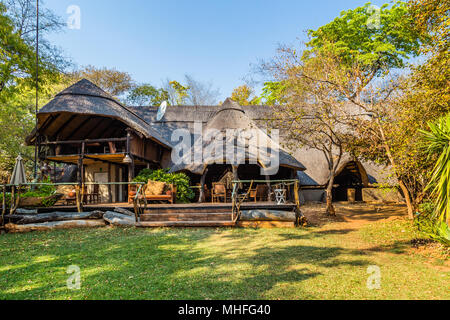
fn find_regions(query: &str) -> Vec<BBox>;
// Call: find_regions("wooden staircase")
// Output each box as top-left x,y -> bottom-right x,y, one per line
137,209 -> 235,228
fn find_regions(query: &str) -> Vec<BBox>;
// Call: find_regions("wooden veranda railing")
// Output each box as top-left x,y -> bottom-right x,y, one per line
230,179 -> 302,225
1,182 -> 147,227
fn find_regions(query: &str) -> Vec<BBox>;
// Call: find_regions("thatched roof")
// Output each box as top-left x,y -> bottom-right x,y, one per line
128,102 -> 393,185
293,144 -> 394,187
168,99 -> 306,175
29,78 -> 392,186
31,79 -> 171,148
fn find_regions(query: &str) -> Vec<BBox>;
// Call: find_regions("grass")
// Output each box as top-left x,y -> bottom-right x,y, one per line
0,207 -> 448,300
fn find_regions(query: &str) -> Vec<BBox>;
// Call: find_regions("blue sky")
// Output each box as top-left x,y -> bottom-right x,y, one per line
45,0 -> 388,100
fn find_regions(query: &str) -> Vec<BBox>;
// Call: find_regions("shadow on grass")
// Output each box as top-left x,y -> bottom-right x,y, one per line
0,227 -> 373,300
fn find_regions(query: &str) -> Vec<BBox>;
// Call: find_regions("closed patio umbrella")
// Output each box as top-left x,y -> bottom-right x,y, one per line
10,155 -> 28,186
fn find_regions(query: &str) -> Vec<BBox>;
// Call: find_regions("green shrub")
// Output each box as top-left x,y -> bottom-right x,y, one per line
416,202 -> 450,245
133,169 -> 195,203
2,178 -> 58,208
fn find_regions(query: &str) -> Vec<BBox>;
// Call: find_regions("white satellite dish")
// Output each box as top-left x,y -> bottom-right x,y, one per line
156,101 -> 168,121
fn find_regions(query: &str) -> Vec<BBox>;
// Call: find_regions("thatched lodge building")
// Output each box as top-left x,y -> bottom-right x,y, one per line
26,79 -> 400,203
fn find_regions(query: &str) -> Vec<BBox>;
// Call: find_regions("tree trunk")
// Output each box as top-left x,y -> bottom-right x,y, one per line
114,207 -> 135,217
103,211 -> 135,226
326,175 -> 336,216
5,220 -> 105,233
240,210 -> 296,222
398,180 -> 415,220
5,211 -> 104,224
376,118 -> 415,220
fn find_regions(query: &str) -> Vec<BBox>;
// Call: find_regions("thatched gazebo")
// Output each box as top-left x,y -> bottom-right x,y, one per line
170,99 -> 305,200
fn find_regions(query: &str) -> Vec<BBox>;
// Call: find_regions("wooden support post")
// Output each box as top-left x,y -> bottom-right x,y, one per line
2,186 -> 6,226
294,180 -> 300,224
107,163 -> 112,203
2,186 -> 6,214
75,185 -> 83,213
15,186 -> 21,211
265,175 -> 272,201
232,165 -> 239,181
128,160 -> 135,182
77,142 -> 85,208
232,165 -> 240,191
77,157 -> 82,186
198,168 -> 208,203
126,130 -> 135,182
126,130 -> 131,154
231,182 -> 237,221
10,186 -> 15,215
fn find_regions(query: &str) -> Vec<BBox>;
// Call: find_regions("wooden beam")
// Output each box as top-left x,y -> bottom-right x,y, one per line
86,118 -> 113,140
63,116 -> 92,141
131,154 -> 160,166
39,114 -> 59,134
71,117 -> 104,140
83,155 -> 127,168
107,163 -> 113,203
128,157 -> 135,182
41,137 -> 127,146
51,115 -> 77,140
100,120 -> 123,138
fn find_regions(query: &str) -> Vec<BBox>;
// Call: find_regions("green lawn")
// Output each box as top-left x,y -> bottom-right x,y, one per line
0,214 -> 448,300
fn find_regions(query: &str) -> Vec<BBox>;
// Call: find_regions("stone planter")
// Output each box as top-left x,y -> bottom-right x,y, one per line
19,194 -> 63,208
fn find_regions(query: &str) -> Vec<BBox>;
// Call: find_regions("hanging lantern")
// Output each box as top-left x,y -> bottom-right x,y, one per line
123,154 -> 133,164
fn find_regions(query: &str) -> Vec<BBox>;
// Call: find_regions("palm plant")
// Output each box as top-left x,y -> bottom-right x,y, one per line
420,115 -> 450,244
420,114 -> 450,224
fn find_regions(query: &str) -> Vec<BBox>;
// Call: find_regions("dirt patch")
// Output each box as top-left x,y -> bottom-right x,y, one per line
302,202 -> 449,263
302,202 -> 408,228
410,239 -> 450,264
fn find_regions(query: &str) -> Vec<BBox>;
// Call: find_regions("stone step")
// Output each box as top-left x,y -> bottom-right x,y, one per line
136,220 -> 236,228
143,207 -> 231,214
140,212 -> 232,222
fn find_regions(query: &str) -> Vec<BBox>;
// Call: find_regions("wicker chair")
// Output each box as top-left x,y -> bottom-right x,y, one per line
212,183 -> 227,203
249,185 -> 269,202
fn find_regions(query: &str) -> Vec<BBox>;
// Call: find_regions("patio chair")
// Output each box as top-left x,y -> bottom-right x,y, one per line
89,184 -> 100,204
212,183 -> 227,203
249,185 -> 269,202
82,186 -> 89,204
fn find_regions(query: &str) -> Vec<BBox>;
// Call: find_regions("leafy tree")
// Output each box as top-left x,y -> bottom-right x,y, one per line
161,80 -> 190,106
0,74 -> 70,181
264,49 -> 355,216
231,85 -> 259,106
184,74 -> 220,105
259,81 -> 288,105
302,1 -> 426,218
4,0 -> 67,69
0,2 -> 36,93
262,1 -> 424,217
0,1 -> 68,180
307,2 -> 422,72
330,0 -> 448,219
71,65 -> 134,98
126,84 -> 169,106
